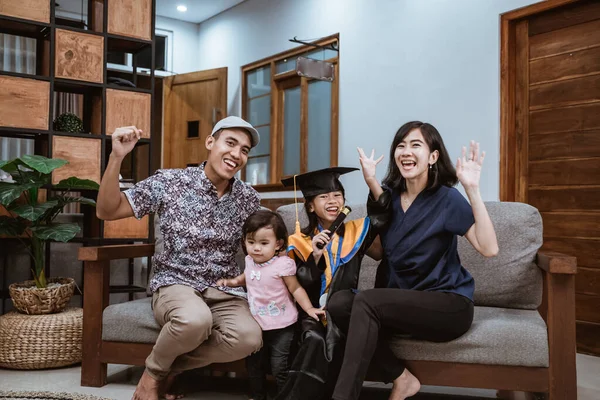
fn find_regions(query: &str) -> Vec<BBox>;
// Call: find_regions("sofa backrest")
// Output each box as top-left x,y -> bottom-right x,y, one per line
277,201 -> 543,310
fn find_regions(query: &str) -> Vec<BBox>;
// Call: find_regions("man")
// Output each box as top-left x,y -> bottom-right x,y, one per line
96,116 -> 263,400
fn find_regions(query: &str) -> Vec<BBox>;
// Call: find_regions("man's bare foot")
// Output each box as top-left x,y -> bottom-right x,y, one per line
132,371 -> 160,400
389,368 -> 421,400
162,373 -> 184,400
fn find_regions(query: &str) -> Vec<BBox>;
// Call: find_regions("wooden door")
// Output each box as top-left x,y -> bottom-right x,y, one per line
162,68 -> 227,169
501,0 -> 600,356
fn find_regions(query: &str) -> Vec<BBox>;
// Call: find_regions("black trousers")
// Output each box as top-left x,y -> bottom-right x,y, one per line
274,289 -> 355,400
332,288 -> 474,400
246,324 -> 295,400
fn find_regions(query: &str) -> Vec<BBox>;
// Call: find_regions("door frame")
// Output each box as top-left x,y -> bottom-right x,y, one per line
499,0 -> 581,201
162,67 -> 228,168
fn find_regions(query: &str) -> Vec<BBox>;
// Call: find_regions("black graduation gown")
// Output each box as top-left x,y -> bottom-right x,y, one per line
275,217 -> 377,400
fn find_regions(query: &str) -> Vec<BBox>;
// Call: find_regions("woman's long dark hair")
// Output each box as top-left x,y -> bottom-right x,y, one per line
301,190 -> 347,237
382,121 -> 458,192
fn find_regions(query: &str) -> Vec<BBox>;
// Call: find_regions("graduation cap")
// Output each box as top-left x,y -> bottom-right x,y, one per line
281,167 -> 358,234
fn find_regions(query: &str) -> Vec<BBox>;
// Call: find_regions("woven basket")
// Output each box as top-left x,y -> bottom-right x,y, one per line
9,277 -> 75,315
0,307 -> 83,369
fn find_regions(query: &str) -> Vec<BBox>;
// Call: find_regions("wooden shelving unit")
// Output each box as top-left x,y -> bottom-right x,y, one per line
0,0 -> 157,312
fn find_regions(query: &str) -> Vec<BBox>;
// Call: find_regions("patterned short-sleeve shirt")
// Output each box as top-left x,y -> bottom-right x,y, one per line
124,162 -> 260,297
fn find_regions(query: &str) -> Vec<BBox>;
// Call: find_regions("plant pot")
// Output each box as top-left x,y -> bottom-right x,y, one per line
8,277 -> 75,315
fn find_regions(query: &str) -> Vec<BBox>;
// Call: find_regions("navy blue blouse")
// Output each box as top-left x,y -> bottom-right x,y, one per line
378,185 -> 475,300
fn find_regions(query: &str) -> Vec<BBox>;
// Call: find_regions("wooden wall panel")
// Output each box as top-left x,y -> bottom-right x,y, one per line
576,321 -> 600,355
529,18 -> 600,59
105,89 -> 151,138
576,268 -> 600,296
0,0 -> 50,23
529,130 -> 600,160
51,136 -> 101,184
576,293 -> 600,324
542,237 -> 600,269
540,212 -> 600,238
529,46 -> 600,85
55,29 -> 104,83
515,20 -> 530,203
0,76 -> 49,130
528,0 -> 600,36
529,74 -> 600,110
529,186 -> 600,211
104,216 -> 149,239
505,0 -> 600,357
529,158 -> 600,186
530,103 -> 600,134
107,0 -> 151,41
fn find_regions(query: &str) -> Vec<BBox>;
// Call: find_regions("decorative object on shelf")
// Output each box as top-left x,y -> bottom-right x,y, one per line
0,155 -> 99,314
0,307 -> 83,369
108,77 -> 136,88
53,112 -> 84,134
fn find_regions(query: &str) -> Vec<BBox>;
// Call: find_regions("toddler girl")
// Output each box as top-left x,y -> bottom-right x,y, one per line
217,209 -> 324,400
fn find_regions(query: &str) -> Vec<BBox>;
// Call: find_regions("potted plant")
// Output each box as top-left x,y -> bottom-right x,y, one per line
0,155 -> 99,314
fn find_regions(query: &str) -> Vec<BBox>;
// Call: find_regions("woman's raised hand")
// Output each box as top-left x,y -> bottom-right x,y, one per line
456,140 -> 485,192
357,147 -> 384,183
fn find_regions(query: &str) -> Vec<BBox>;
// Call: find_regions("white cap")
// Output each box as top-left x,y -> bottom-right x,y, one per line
211,116 -> 260,148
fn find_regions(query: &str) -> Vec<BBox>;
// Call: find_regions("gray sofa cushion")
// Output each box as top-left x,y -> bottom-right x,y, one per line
103,297 -> 159,343
459,202 -> 543,310
103,299 -> 549,368
389,306 -> 549,367
277,201 -> 543,310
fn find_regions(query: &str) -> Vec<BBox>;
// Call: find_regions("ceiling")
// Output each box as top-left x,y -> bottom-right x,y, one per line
55,0 -> 246,24
156,0 -> 245,23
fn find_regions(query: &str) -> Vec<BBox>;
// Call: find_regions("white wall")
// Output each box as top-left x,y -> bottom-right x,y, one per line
196,0 -> 542,203
156,16 -> 200,74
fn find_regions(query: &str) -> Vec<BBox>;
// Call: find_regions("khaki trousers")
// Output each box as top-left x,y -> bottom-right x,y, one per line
145,284 -> 262,380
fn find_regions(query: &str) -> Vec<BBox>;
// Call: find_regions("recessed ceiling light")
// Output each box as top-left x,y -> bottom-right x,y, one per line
177,5 -> 187,12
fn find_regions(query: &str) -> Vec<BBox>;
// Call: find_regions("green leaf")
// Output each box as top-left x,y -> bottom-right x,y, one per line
49,195 -> 97,207
12,200 -> 59,221
0,159 -> 23,173
30,223 -> 80,242
0,216 -> 26,236
20,155 -> 68,174
55,177 -> 100,191
17,170 -> 49,186
62,196 -> 96,207
0,182 -> 38,206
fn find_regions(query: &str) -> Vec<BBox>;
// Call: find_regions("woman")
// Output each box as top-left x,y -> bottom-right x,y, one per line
332,121 -> 499,400
275,167 -> 382,400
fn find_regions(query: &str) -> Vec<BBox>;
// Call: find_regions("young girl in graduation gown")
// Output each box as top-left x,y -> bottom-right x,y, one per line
275,167 -> 382,400
332,122 -> 499,400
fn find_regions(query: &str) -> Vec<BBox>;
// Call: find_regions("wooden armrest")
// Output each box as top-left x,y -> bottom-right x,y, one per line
537,251 -> 576,275
78,244 -> 155,261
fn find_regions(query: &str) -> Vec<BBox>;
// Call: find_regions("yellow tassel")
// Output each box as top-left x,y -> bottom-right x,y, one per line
293,174 -> 301,235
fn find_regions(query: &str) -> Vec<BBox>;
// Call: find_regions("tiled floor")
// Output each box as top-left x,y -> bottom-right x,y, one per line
1,354 -> 599,400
